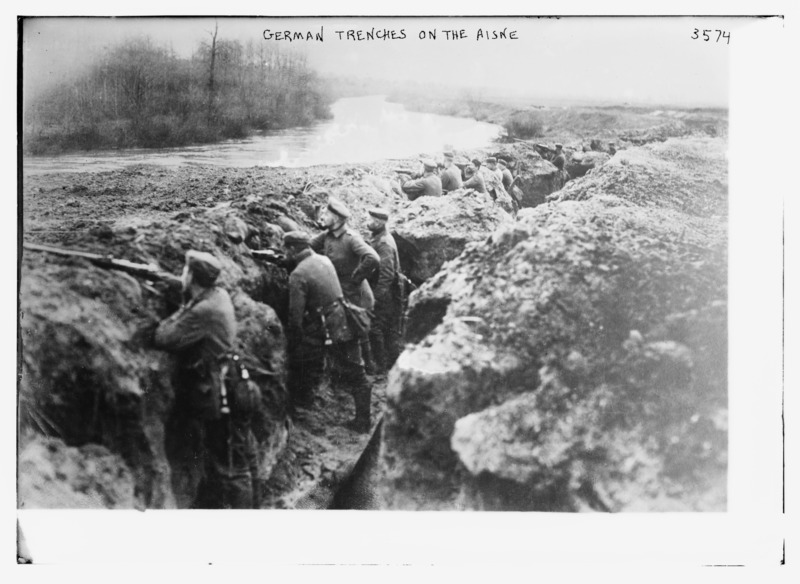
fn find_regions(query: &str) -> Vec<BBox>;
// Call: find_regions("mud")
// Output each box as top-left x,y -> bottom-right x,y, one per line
20,117 -> 727,511
380,135 -> 728,511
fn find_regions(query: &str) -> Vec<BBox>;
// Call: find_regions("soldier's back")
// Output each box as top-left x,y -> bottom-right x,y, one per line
292,252 -> 343,310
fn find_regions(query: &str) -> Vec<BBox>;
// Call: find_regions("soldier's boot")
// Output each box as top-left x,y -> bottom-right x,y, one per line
369,332 -> 387,375
361,338 -> 378,376
345,384 -> 372,434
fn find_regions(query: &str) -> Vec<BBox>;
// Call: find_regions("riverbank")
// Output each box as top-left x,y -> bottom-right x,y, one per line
387,91 -> 728,143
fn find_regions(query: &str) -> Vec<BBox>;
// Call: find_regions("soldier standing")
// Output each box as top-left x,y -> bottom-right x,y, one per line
366,208 -> 402,373
440,151 -> 463,194
154,250 -> 257,509
285,231 -> 374,433
400,159 -> 443,200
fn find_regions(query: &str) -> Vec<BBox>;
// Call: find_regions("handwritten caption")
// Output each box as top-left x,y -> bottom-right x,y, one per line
690,29 -> 730,44
263,26 -> 518,42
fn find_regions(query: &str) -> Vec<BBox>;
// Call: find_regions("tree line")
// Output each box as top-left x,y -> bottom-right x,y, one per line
24,31 -> 333,154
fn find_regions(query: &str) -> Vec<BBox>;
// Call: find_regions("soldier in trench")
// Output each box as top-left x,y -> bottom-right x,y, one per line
439,150 -> 463,194
551,143 -> 571,190
311,198 -> 381,375
365,207 -> 403,373
399,159 -> 443,200
481,156 -> 508,202
463,158 -> 488,194
285,231 -> 374,433
498,158 -> 514,192
153,250 -> 258,509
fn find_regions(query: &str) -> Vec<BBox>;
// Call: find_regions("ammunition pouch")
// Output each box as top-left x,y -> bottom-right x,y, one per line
340,298 -> 372,340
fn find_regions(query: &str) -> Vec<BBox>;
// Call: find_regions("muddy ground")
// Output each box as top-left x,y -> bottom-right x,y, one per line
19,110 -> 727,510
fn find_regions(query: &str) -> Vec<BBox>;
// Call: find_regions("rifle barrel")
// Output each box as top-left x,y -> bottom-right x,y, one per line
23,242 -> 180,285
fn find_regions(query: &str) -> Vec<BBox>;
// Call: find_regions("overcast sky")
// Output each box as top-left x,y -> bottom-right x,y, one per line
22,16 -> 759,107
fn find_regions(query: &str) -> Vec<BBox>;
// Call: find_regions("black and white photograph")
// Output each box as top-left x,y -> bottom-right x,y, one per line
12,5 -> 791,570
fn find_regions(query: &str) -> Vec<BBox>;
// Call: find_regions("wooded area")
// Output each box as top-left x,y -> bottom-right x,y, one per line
24,31 -> 333,154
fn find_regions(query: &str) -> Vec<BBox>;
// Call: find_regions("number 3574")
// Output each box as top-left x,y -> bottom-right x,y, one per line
692,29 -> 731,44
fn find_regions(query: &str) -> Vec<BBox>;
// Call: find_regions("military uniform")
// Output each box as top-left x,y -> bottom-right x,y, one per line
286,245 -> 372,431
463,168 -> 487,193
500,164 -> 514,191
401,172 -> 443,200
368,225 -> 402,372
440,165 -> 463,193
310,226 -> 379,311
481,163 -> 507,201
155,276 -> 257,509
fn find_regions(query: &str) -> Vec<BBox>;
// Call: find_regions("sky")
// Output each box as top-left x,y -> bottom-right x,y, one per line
20,15 -> 756,107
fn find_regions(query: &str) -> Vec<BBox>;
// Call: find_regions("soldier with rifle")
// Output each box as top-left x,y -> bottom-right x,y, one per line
398,159 -> 443,200
152,250 -> 259,509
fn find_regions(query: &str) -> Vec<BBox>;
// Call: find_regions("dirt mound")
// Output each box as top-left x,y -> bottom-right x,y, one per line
566,150 -> 611,179
18,433 -> 137,509
509,147 -> 561,208
391,190 -> 513,284
380,147 -> 727,510
550,137 -> 728,218
20,199 -> 291,508
619,119 -> 692,145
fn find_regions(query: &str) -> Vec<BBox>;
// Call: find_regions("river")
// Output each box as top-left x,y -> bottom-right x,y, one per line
23,95 -> 504,175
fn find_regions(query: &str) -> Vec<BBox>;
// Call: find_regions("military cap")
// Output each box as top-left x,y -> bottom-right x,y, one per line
283,230 -> 310,246
485,156 -> 497,164
421,158 -> 437,171
555,143 -> 563,149
471,158 -> 482,167
443,150 -> 455,159
497,158 -> 508,167
327,198 -> 351,219
185,250 -> 222,286
368,207 -> 389,221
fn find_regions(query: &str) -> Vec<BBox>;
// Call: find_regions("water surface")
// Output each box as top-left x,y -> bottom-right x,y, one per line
24,95 -> 503,175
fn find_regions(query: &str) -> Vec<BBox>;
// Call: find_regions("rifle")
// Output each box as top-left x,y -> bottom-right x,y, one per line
251,248 -> 286,264
23,242 -> 182,288
251,247 -> 293,271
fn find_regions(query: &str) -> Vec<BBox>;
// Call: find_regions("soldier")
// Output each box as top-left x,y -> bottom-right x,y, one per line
552,144 -> 567,171
498,158 -> 514,191
400,159 -> 443,200
481,156 -> 507,201
154,250 -> 256,509
463,158 -> 487,193
366,208 -> 402,373
440,150 -> 463,193
608,142 -> 617,156
552,144 -> 570,190
285,231 -> 373,433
